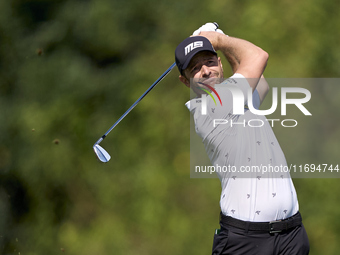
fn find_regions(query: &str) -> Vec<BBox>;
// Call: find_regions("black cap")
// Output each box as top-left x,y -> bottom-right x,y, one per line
175,36 -> 217,75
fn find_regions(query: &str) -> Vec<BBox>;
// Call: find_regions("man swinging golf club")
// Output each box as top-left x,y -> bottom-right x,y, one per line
175,23 -> 310,255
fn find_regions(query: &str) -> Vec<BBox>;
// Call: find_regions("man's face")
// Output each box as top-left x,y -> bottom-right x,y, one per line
179,51 -> 224,89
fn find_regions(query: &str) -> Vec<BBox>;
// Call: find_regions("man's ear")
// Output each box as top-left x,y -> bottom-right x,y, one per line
179,75 -> 190,88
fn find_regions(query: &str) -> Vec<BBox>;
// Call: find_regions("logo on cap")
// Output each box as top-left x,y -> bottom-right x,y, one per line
185,41 -> 203,55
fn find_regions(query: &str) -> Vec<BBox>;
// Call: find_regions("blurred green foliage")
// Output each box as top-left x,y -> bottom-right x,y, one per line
0,0 -> 339,254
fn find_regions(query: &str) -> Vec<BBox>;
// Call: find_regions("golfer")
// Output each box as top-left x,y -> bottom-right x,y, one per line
175,24 -> 310,254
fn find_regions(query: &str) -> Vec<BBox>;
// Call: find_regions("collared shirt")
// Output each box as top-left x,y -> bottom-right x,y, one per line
186,73 -> 299,222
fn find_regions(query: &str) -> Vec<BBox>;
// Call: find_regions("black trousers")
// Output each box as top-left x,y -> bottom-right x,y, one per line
212,213 -> 310,255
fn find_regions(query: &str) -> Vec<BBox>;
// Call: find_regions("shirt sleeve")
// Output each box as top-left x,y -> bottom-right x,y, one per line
230,73 -> 251,97
225,73 -> 261,110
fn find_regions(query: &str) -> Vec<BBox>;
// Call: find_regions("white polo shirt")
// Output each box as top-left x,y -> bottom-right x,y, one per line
186,74 -> 299,222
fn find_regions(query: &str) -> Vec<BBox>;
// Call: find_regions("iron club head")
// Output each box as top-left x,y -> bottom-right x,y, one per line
93,144 -> 111,163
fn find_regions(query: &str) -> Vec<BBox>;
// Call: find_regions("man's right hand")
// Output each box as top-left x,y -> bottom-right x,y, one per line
197,31 -> 226,52
192,22 -> 226,36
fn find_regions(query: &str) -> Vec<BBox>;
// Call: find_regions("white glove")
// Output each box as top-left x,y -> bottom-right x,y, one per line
192,22 -> 226,36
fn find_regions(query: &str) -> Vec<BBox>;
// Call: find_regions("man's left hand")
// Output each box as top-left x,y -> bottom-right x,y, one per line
192,22 -> 226,36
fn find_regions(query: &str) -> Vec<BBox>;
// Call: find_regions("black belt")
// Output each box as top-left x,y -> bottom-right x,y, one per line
220,211 -> 302,234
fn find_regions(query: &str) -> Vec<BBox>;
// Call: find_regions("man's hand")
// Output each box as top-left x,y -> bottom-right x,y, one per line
197,31 -> 226,51
192,22 -> 226,36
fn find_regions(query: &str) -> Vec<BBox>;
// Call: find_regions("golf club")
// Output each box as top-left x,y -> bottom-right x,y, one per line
93,62 -> 176,162
93,22 -> 220,163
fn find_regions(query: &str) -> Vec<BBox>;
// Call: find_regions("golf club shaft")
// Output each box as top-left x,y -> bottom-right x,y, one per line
94,62 -> 177,146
